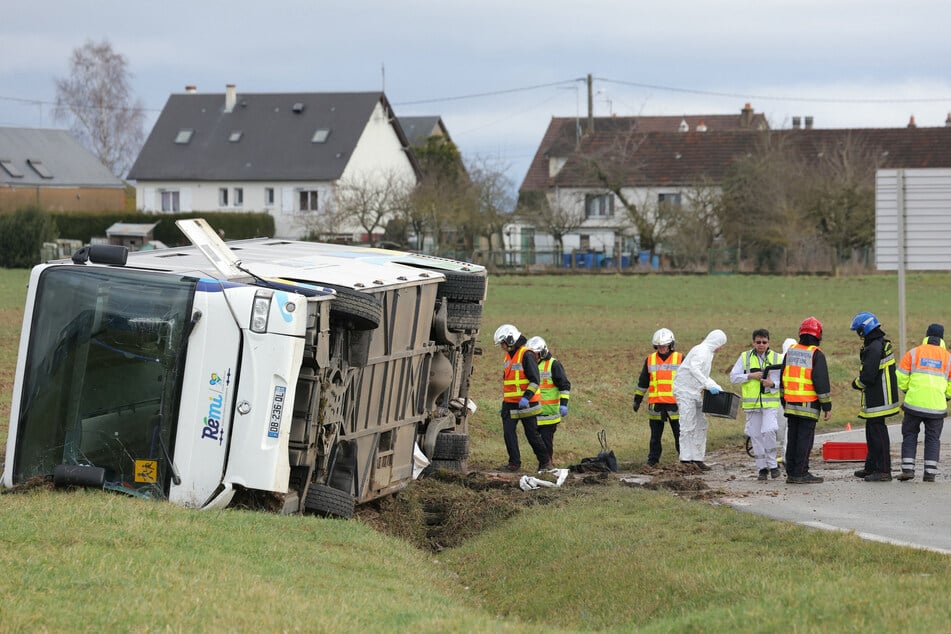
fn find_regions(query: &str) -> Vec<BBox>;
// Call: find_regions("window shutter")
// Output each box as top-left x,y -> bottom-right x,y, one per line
143,187 -> 156,212
282,187 -> 295,214
181,188 -> 192,212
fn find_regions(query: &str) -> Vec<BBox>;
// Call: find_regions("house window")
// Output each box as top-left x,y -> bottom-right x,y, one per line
233,187 -> 243,207
219,188 -> 229,207
311,129 -> 330,143
265,187 -> 275,207
0,158 -> 23,178
160,190 -> 180,212
228,131 -> 242,142
299,190 -> 318,212
27,159 -> 53,179
585,194 -> 614,218
175,129 -> 194,144
579,234 -> 591,250
658,193 -> 682,207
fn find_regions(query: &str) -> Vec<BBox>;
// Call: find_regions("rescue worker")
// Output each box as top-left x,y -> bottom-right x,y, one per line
730,329 -> 783,480
526,336 -> 571,466
633,328 -> 682,466
672,329 -> 727,471
780,317 -> 832,484
895,323 -> 951,482
493,324 -> 552,472
849,312 -> 901,482
778,337 -> 798,465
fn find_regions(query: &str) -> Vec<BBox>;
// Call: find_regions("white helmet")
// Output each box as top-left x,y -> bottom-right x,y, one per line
651,328 -> 675,347
493,324 -> 521,346
526,336 -> 548,356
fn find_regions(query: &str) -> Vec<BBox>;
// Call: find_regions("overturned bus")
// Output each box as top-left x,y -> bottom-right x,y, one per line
2,219 -> 485,518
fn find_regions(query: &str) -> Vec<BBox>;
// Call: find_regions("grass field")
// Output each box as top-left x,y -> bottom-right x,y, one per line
1,268 -> 949,632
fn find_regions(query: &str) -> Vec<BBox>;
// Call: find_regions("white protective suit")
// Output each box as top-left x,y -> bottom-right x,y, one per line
673,329 -> 727,462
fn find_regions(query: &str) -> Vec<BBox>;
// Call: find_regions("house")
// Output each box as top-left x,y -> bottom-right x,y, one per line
128,86 -> 420,240
0,127 -> 126,213
518,106 -> 951,264
399,116 -> 453,148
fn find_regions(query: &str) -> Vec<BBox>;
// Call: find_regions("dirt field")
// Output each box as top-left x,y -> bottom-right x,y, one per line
355,441 -> 761,552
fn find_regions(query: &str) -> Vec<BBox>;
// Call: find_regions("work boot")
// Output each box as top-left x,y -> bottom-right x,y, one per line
853,469 -> 870,478
498,464 -> 520,472
793,473 -> 823,484
897,470 -> 915,481
863,472 -> 892,482
770,467 -> 781,479
923,473 -> 936,482
646,460 -> 659,467
537,462 -> 555,472
693,461 -> 712,471
757,468 -> 768,481
786,475 -> 803,484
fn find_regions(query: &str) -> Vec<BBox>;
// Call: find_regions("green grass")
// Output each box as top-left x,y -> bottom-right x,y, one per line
2,269 -> 950,632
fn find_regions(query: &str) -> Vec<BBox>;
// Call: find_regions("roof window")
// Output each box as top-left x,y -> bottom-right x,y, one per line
0,158 -> 23,178
311,129 -> 331,143
229,131 -> 243,142
175,129 -> 194,144
27,159 -> 53,179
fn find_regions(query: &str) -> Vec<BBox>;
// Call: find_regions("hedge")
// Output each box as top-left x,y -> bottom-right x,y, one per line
47,211 -> 276,246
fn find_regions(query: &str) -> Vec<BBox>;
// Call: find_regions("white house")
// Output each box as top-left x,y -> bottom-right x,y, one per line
128,86 -> 420,239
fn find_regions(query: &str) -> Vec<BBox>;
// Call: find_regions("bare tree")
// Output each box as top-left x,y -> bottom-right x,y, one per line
667,179 -> 724,270
54,39 -> 145,178
334,170 -> 413,243
466,156 -> 514,257
517,187 -> 587,259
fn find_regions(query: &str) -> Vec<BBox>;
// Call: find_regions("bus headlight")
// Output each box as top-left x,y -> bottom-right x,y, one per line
251,290 -> 273,333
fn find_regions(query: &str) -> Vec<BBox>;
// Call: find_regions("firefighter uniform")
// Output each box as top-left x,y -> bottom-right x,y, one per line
634,349 -> 682,465
896,325 -> 951,482
536,353 -> 571,464
780,334 -> 832,482
851,327 -> 901,479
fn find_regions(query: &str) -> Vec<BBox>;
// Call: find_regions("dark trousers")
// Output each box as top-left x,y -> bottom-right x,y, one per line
647,413 -> 681,464
538,423 -> 559,463
862,416 -> 892,474
502,404 -> 549,468
785,415 -> 817,478
900,413 -> 944,475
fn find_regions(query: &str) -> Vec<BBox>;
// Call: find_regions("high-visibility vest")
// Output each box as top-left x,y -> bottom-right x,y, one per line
897,339 -> 951,416
782,344 -> 819,419
741,349 -> 782,409
857,339 -> 901,418
647,351 -> 682,404
537,357 -> 562,425
503,345 -> 541,404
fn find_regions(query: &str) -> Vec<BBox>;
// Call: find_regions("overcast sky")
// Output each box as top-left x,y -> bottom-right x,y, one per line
3,0 -> 951,189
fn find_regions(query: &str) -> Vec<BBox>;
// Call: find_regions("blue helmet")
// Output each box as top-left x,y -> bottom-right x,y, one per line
850,312 -> 880,337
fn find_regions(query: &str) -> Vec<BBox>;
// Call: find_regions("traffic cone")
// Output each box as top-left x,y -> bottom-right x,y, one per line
846,422 -> 852,431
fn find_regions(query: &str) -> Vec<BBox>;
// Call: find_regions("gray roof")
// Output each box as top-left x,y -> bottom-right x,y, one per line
106,222 -> 160,237
129,91 -> 416,182
0,127 -> 125,188
399,116 -> 449,147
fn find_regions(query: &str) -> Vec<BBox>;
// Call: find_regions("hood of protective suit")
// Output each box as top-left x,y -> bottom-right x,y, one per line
782,338 -> 797,355
672,329 -> 726,398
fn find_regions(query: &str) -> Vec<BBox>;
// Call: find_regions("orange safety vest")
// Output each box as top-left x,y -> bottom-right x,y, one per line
647,351 -> 682,405
503,346 -> 541,404
782,344 -> 818,402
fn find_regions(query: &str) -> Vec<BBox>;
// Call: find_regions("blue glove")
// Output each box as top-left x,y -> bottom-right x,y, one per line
708,387 -> 721,395
518,397 -> 530,409
559,405 -> 568,417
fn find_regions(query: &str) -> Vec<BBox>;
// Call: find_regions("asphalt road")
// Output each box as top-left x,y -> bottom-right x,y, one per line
716,423 -> 951,554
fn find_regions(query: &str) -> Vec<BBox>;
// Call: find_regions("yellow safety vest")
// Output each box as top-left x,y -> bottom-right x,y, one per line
741,349 -> 782,409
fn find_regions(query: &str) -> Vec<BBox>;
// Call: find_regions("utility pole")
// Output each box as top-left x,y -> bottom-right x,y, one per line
587,73 -> 594,135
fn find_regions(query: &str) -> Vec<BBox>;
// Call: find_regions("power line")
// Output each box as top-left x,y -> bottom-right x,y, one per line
392,78 -> 584,106
597,76 -> 951,105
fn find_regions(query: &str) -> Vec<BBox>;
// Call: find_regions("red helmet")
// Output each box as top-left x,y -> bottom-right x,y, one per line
799,316 -> 823,339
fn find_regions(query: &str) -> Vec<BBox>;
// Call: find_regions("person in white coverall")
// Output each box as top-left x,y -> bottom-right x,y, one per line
777,337 -> 797,464
673,329 -> 727,470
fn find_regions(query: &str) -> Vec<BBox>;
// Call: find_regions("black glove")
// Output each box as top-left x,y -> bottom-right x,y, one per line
632,398 -> 641,413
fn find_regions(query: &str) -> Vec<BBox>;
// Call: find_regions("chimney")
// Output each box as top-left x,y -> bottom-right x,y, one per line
946,113 -> 951,127
740,102 -> 753,127
696,120 -> 707,132
804,116 -> 813,130
185,85 -> 197,94
225,84 -> 237,113
678,117 -> 689,132
907,115 -> 917,129
792,116 -> 801,129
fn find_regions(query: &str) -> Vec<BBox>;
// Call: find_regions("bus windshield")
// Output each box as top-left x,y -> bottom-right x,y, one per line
12,266 -> 196,498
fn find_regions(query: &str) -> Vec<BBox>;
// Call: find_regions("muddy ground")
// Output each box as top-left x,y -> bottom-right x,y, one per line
355,442 -> 760,552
